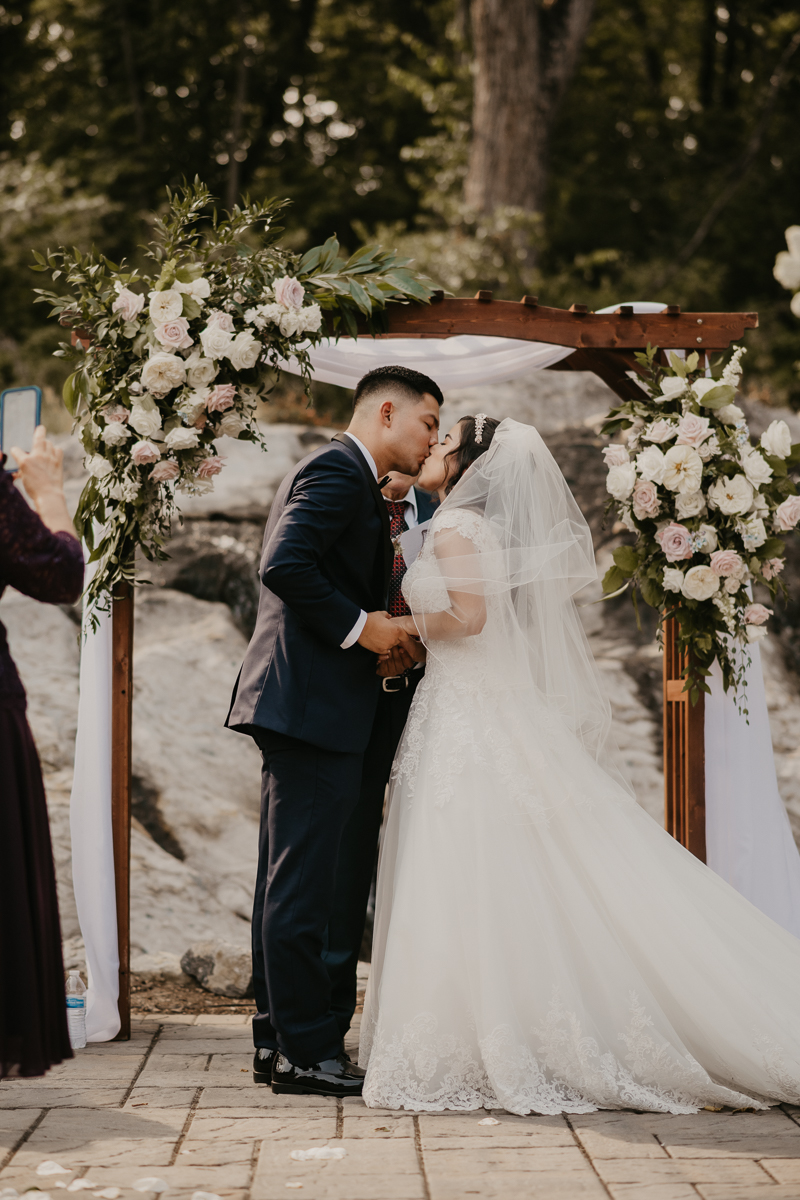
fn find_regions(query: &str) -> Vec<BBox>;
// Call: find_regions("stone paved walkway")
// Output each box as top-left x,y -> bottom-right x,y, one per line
3,1013 -> 800,1200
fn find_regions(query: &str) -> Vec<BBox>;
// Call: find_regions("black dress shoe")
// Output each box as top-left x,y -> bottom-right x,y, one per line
271,1051 -> 365,1097
253,1048 -> 276,1084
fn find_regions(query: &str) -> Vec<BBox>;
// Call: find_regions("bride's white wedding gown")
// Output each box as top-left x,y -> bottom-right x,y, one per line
360,421 -> 800,1116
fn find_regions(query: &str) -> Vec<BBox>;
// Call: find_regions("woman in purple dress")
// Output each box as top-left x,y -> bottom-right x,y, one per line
0,426 -> 84,1077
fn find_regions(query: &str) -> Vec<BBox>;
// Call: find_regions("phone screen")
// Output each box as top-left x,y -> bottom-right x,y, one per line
1,387 -> 42,471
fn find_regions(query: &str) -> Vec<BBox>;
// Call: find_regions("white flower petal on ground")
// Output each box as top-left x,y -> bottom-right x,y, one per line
36,1164 -> 71,1177
478,1117 -> 501,1126
289,1147 -> 347,1161
662,444 -> 703,493
760,419 -> 792,459
681,565 -> 721,601
66,1181 -> 98,1192
190,1193 -> 222,1200
132,1181 -> 169,1195
94,1190 -> 121,1198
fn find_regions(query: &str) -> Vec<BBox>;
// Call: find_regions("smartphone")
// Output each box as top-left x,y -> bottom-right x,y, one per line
0,386 -> 42,471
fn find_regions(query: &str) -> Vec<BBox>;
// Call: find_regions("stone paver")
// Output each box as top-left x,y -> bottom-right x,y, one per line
2,1013 -> 800,1200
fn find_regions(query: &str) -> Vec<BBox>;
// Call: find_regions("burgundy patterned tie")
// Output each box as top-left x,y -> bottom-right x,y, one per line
385,500 -> 411,617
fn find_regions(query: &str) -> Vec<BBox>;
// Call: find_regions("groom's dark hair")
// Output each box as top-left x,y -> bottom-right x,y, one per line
353,365 -> 444,410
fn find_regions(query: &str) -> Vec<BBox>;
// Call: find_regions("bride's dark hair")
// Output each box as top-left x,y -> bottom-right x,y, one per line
444,415 -> 501,494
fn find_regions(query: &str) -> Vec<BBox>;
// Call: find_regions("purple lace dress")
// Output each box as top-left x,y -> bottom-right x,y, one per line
0,460 -> 83,1077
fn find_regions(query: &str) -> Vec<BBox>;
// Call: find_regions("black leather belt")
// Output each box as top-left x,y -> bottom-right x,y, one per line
382,674 -> 410,693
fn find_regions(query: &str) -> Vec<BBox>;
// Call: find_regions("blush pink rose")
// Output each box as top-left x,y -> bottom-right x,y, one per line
775,495 -> 800,531
103,404 -> 130,423
197,456 -> 224,479
274,275 -> 305,309
130,439 -> 161,465
744,603 -> 771,625
151,459 -> 180,482
155,317 -> 193,350
762,557 -> 785,581
112,287 -> 145,322
709,549 -> 744,577
656,522 -> 693,562
675,413 -> 711,448
632,478 -> 661,520
207,384 -> 236,412
206,310 -> 235,332
602,444 -> 629,467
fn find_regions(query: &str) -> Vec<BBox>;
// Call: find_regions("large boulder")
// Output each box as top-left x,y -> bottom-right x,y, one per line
181,940 -> 253,997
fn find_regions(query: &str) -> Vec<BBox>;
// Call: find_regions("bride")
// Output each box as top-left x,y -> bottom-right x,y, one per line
360,414 -> 800,1116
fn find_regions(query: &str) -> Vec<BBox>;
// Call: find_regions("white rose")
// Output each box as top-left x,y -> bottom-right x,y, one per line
681,565 -> 721,602
148,288 -> 184,324
698,434 -> 721,461
174,276 -> 211,304
101,422 -> 131,446
606,462 -> 637,500
746,625 -> 768,643
740,449 -> 773,488
177,388 -> 210,424
760,419 -> 792,459
738,516 -> 767,550
724,576 -> 743,593
675,490 -> 705,519
199,323 -> 234,360
692,378 -> 723,401
85,454 -> 113,480
128,397 -> 163,437
278,309 -> 307,339
141,352 -> 186,398
657,376 -> 687,402
165,426 -> 200,451
694,523 -> 718,553
185,352 -> 218,389
643,419 -> 676,444
707,474 -> 754,515
301,303 -> 323,332
717,403 -> 745,425
663,567 -> 685,593
791,292 -> 800,319
774,249 -> 800,291
217,411 -> 246,438
227,330 -> 262,371
112,287 -> 145,322
662,444 -> 703,493
636,445 -> 666,484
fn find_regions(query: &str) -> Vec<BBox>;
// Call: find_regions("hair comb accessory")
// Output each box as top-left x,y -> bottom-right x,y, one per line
474,413 -> 488,445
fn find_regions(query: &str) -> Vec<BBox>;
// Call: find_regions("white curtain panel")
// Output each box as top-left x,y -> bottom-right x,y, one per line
70,300 -> 800,1037
69,555 -> 120,1041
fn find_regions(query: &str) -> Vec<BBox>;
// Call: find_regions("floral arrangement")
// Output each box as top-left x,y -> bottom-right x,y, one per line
774,225 -> 800,318
601,344 -> 800,703
33,182 -> 434,616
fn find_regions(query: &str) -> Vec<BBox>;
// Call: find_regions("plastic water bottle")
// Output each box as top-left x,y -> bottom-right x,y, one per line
65,970 -> 87,1049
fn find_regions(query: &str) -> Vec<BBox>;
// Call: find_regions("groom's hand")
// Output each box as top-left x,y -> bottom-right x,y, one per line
358,610 -> 411,655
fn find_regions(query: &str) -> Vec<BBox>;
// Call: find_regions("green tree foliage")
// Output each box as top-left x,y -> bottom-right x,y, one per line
1,0 -> 799,401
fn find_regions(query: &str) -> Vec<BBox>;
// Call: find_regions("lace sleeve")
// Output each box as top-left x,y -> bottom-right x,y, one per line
0,466 -> 84,605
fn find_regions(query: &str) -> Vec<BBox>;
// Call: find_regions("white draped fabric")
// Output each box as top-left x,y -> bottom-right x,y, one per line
69,556 -> 120,1042
70,299 -> 800,1039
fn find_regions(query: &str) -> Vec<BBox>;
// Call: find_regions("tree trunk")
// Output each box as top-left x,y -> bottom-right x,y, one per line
226,0 -> 250,211
465,0 -> 596,215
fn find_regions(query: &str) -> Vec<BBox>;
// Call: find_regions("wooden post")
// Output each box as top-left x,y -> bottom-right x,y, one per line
111,583 -> 134,1040
663,616 -> 706,861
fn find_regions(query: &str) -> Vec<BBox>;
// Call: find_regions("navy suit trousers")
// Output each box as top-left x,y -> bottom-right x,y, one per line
250,728 -> 363,1066
323,672 -> 423,1036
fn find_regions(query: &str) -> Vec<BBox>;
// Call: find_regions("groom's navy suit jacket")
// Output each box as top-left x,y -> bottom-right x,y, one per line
226,435 -> 392,755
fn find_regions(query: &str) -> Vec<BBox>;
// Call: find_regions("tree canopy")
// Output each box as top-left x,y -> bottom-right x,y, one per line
1,0 -> 799,404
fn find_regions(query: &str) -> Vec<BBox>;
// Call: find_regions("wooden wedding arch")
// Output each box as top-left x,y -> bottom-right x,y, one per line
110,294 -> 758,1037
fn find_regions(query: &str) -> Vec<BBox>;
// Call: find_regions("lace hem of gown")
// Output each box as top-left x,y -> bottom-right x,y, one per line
361,993 -> 775,1116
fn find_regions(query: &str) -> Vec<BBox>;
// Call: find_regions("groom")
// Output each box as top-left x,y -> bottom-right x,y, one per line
226,365 -> 443,1098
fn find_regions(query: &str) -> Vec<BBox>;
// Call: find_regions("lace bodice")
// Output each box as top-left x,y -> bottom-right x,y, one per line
0,460 -> 84,707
